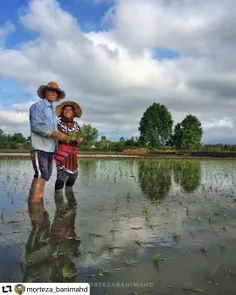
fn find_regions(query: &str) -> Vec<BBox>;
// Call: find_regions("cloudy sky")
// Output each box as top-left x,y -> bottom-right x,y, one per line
0,0 -> 236,143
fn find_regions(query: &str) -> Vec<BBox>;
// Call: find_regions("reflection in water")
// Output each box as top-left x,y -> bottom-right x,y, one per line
22,191 -> 81,282
138,160 -> 201,200
4,159 -> 236,294
50,195 -> 80,282
138,160 -> 172,200
172,161 -> 201,193
79,159 -> 98,177
23,202 -> 51,282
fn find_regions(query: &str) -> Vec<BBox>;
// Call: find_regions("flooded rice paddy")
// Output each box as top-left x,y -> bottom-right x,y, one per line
1,157 -> 236,295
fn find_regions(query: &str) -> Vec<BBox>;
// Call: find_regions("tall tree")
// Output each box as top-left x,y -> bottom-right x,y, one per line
81,124 -> 99,146
172,115 -> 203,149
170,123 -> 181,147
12,133 -> 27,143
125,136 -> 137,146
100,135 -> 107,142
138,103 -> 173,147
0,129 -> 7,149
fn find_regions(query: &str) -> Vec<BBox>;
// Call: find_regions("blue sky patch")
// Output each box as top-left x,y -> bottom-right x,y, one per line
152,46 -> 179,60
0,76 -> 33,109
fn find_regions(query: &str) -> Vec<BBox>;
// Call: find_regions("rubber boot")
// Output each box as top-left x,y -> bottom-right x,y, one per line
28,178 -> 46,203
28,201 -> 45,228
65,186 -> 77,208
54,189 -> 67,212
26,201 -> 51,265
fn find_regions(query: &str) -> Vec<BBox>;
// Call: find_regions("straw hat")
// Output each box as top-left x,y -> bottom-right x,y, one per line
56,101 -> 82,118
37,81 -> 65,101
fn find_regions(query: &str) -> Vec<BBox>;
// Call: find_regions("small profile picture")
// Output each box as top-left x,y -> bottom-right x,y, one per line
14,284 -> 25,294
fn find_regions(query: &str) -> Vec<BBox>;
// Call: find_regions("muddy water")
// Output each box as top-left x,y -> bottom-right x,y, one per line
1,158 -> 236,294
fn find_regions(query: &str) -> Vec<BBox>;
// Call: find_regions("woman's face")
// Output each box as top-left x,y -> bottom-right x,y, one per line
62,106 -> 74,118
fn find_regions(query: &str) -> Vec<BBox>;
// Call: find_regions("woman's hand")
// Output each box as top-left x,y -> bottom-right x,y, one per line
52,131 -> 68,142
76,137 -> 83,144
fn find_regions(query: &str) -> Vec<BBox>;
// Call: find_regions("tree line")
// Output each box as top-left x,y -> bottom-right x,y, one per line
0,103 -> 235,151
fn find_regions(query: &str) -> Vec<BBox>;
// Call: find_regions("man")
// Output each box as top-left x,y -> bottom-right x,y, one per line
15,284 -> 25,294
28,81 -> 67,203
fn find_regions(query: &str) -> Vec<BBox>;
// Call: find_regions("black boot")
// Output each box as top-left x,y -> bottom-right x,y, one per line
54,189 -> 67,212
65,186 -> 77,208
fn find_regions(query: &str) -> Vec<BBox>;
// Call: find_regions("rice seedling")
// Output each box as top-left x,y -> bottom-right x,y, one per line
99,268 -> 123,276
89,232 -> 102,238
208,215 -> 213,224
186,206 -> 191,216
210,263 -> 219,280
142,205 -> 150,220
173,232 -> 181,241
52,245 -> 60,258
219,242 -> 230,252
146,219 -> 154,230
62,265 -> 77,279
123,258 -> 138,267
135,239 -> 143,247
114,197 -> 120,211
183,285 -> 203,293
19,251 -> 28,265
189,231 -> 195,238
153,251 -> 172,269
25,272 -> 39,282
131,290 -> 154,295
200,246 -> 209,256
222,225 -> 228,232
107,243 -> 117,251
38,230 -> 49,243
197,216 -> 202,225
110,228 -> 119,234
153,252 -> 161,263
225,268 -> 236,277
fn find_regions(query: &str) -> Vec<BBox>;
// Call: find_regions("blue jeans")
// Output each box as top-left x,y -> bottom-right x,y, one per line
31,150 -> 54,181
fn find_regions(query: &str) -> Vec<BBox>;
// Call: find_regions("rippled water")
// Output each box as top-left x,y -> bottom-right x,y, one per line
1,158 -> 236,295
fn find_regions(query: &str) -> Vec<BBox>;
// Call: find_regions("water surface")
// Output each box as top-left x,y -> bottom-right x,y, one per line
0,158 -> 236,294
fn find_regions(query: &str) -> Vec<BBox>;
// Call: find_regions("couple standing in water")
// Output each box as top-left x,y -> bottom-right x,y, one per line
28,81 -> 83,208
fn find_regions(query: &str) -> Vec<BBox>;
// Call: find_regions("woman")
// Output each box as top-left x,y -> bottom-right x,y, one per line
54,101 -> 83,204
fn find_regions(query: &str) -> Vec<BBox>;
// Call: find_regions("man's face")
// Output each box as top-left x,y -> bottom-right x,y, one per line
17,286 -> 23,294
45,89 -> 58,103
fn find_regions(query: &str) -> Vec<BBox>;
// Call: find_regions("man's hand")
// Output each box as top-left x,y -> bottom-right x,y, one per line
51,131 -> 68,141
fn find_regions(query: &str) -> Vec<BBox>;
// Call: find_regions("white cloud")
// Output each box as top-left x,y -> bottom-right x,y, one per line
107,0 -> 236,55
203,117 -> 235,130
0,22 -> 15,46
12,101 -> 36,112
0,0 -> 235,143
0,109 -> 28,125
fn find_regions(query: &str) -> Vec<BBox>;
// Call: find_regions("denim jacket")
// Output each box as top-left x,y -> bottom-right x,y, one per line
29,99 -> 58,152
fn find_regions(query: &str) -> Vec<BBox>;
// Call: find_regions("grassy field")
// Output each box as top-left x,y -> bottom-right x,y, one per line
1,148 -> 236,161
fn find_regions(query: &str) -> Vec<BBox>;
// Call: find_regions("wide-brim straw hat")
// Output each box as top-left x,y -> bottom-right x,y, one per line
56,101 -> 82,118
37,81 -> 65,101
